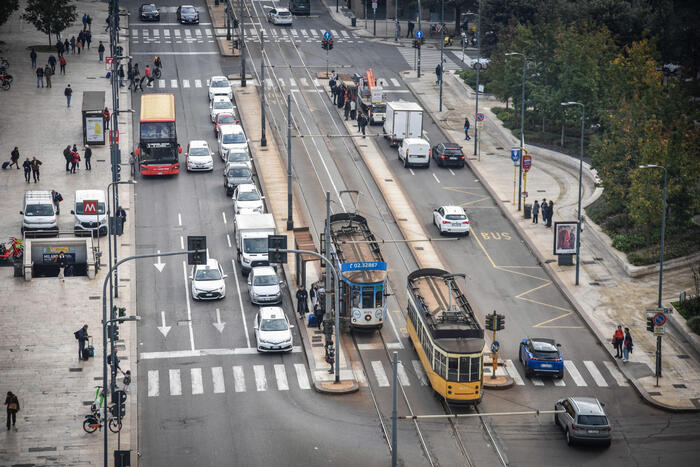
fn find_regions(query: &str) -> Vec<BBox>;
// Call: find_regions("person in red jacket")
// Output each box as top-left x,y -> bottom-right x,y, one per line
612,325 -> 624,358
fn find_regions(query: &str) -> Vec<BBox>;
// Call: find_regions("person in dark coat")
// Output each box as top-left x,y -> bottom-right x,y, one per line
76,324 -> 89,360
337,86 -> 345,108
622,327 -> 633,362
30,157 -> 42,182
64,84 -> 73,107
85,30 -> 92,49
22,158 -> 31,183
30,48 -> 37,68
56,251 -> 67,281
84,145 -> 92,170
532,200 -> 540,224
9,147 -> 20,169
5,391 -> 20,430
70,36 -> 76,54
98,41 -> 105,62
63,145 -> 72,172
116,206 -> 126,234
314,302 -> 325,329
464,117 -> 471,140
358,113 -> 368,137
48,55 -> 57,74
540,198 -> 547,225
56,40 -> 64,57
296,285 -> 308,318
546,200 -> 554,227
51,190 -> 62,214
64,38 -> 70,54
406,20 -> 414,38
344,99 -> 351,120
435,63 -> 442,84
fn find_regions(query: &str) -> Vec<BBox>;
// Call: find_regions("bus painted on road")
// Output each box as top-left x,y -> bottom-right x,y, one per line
137,94 -> 180,176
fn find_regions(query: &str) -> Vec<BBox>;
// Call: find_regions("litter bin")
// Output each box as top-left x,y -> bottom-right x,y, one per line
351,17 -> 357,27
523,203 -> 532,219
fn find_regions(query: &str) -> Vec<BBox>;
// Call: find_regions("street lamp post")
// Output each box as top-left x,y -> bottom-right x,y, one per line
417,0 -> 422,78
260,31 -> 267,147
439,0 -> 444,111
506,52 -> 527,211
240,0 -> 246,87
561,102 -> 585,285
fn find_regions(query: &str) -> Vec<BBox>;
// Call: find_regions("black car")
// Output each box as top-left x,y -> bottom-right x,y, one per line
432,143 -> 465,167
176,5 -> 199,24
139,4 -> 160,22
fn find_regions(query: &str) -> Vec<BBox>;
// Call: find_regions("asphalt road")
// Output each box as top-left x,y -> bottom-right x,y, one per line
129,0 -> 700,465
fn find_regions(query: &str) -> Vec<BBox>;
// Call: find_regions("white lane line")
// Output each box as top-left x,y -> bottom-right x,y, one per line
300,77 -> 309,87
352,361 -> 367,387
341,30 -> 349,38
153,29 -> 160,38
233,366 -> 246,392
331,29 -> 339,37
397,362 -> 411,386
254,365 -> 267,391
371,361 -> 390,387
432,173 -> 440,183
131,29 -> 137,37
584,361 -> 608,387
178,212 -> 182,226
142,29 -> 149,40
226,234 -> 232,248
173,29 -> 181,38
181,261 -> 196,351
290,29 -> 298,36
194,79 -> 202,88
182,79 -> 190,88
603,361 -> 629,386
169,369 -> 181,395
310,29 -> 318,36
564,360 -> 587,386
531,377 -> 545,386
504,359 -> 525,385
449,169 -> 456,176
274,364 -> 289,391
278,77 -> 285,87
554,377 -> 566,386
409,168 -> 415,176
195,29 -> 202,38
191,368 -> 203,395
231,259 -> 251,348
300,29 -> 308,36
164,29 -> 170,37
294,363 -> 311,390
222,211 -> 227,224
171,79 -> 178,88
180,236 -> 184,249
185,29 -> 192,38
212,367 -> 225,393
411,360 -> 429,386
148,370 -> 159,397
205,29 -> 212,37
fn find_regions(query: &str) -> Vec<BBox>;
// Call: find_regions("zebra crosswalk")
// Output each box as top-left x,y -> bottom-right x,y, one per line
242,27 -> 364,44
397,47 -> 462,71
130,27 -> 363,45
132,27 -> 216,44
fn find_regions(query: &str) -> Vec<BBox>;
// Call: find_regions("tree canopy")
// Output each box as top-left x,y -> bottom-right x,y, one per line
22,0 -> 77,45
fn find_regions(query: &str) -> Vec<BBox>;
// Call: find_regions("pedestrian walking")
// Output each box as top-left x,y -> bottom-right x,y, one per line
121,370 -> 132,393
546,200 -> 554,227
358,113 -> 368,137
344,99 -> 351,120
127,66 -> 134,90
84,145 -> 92,170
30,157 -> 42,182
139,71 -> 147,91
5,391 -> 20,431
310,283 -> 318,308
51,190 -> 63,214
395,21 -> 401,38
64,38 -> 70,54
36,66 -> 44,88
532,200 -> 540,223
63,145 -> 72,172
75,324 -> 88,360
72,144 -> 80,168
107,348 -> 121,372
64,84 -> 72,107
350,100 -> 357,120
118,65 -> 125,87
116,206 -> 126,234
87,14 -> 92,31
44,64 -> 52,88
98,41 -> 105,62
56,39 -> 64,57
30,48 -> 37,68
22,158 -> 31,182
145,65 -> 153,86
76,37 -> 82,55
622,328 -> 633,362
59,55 -> 66,74
314,302 -> 325,329
296,285 -> 308,318
612,325 -> 624,358
56,251 -> 67,281
407,20 -> 415,38
70,36 -> 76,54
435,63 -> 442,85
337,85 -> 345,108
82,13 -> 88,31
85,30 -> 92,49
48,54 -> 57,74
129,151 -> 136,177
9,147 -> 20,169
540,198 -> 547,225
464,117 -> 471,140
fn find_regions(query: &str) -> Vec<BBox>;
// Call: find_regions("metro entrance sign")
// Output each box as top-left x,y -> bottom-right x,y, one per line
83,199 -> 98,214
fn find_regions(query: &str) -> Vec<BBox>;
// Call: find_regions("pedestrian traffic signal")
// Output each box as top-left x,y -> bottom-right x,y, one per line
322,38 -> 328,50
110,401 -> 126,419
413,38 -> 422,48
267,235 -> 288,264
485,314 -> 494,331
647,316 -> 654,332
496,314 -> 506,331
109,324 -> 120,341
111,389 -> 127,405
187,236 -> 207,265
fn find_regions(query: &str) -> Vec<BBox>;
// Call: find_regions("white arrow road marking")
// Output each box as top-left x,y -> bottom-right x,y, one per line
154,250 -> 166,272
213,308 -> 226,333
157,310 -> 171,337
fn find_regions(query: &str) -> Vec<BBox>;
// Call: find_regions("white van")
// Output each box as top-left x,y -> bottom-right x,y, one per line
217,124 -> 248,159
71,189 -> 107,236
398,138 -> 431,168
20,191 -> 58,236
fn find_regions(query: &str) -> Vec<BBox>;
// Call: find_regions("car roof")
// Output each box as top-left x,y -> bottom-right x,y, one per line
252,265 -> 276,276
404,138 -> 429,145
189,140 -> 209,148
220,124 -> 244,134
440,205 -> 466,215
276,7 -> 291,12
226,162 -> 250,170
216,113 -> 235,119
259,306 -> 285,319
195,258 -> 220,270
180,5 -> 195,8
142,4 -> 156,8
75,189 -> 105,201
569,397 -> 606,416
440,143 -> 462,150
237,183 -> 258,192
212,95 -> 232,102
210,76 -> 229,83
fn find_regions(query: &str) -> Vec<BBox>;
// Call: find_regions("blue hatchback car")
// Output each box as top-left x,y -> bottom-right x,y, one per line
519,338 -> 564,378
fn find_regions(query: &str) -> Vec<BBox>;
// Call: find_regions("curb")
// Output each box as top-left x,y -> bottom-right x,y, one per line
483,376 -> 515,390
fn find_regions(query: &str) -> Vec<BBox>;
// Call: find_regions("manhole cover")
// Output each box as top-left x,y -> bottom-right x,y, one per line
673,384 -> 687,389
648,391 -> 662,396
677,354 -> 690,359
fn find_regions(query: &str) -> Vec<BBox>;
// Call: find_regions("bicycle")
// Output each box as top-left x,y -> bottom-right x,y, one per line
0,75 -> 10,91
83,386 -> 122,433
0,237 -> 22,261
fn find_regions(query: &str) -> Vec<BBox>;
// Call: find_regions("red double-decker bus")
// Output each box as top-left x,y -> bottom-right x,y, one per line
136,94 -> 180,175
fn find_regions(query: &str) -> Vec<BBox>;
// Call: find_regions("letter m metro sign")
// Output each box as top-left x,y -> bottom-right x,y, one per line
83,200 -> 98,215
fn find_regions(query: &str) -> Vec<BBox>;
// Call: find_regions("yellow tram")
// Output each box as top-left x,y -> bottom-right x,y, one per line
406,268 -> 485,404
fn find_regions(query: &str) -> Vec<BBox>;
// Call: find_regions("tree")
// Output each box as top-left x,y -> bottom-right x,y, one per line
0,0 -> 19,28
22,0 -> 77,46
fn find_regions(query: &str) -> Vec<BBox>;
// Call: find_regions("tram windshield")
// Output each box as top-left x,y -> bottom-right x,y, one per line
351,284 -> 384,308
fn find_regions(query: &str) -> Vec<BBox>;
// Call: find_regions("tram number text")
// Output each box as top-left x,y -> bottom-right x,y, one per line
480,232 -> 512,240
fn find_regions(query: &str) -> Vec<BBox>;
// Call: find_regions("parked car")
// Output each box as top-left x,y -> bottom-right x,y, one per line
554,397 -> 612,447
186,140 -> 213,172
433,205 -> 470,236
254,307 -> 294,352
519,337 -> 564,378
210,96 -> 235,122
432,142 -> 465,167
233,183 -> 264,214
139,3 -> 160,21
208,76 -> 233,101
190,258 -> 226,300
224,162 -> 253,196
176,5 -> 199,24
267,8 -> 293,25
247,266 -> 282,304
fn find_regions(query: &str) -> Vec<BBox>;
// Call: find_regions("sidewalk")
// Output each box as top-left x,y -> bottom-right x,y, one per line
404,69 -> 700,411
0,2 -> 138,465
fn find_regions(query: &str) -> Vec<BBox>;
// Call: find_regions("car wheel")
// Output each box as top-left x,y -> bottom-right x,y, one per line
565,429 -> 574,446
526,365 -> 533,378
602,440 -> 611,449
465,231 -> 470,237
556,370 -> 564,379
403,157 -> 408,168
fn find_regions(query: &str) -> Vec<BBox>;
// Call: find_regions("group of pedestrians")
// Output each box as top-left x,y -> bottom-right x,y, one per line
612,325 -> 634,362
531,198 -> 555,227
63,144 -> 91,173
11,147 -> 43,183
329,72 -> 369,138
297,284 -> 326,329
127,57 -> 161,92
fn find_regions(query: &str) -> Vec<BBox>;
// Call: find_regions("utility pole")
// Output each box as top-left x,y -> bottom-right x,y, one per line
373,0 -> 377,37
391,351 -> 398,467
240,0 -> 246,87
439,0 -> 444,111
260,32 -> 267,146
287,94 -> 293,230
394,0 -> 398,42
474,0 -> 481,156
417,0 -> 422,78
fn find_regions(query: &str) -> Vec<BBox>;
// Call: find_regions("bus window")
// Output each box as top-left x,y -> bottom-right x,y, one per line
375,286 -> 383,307
362,288 -> 374,308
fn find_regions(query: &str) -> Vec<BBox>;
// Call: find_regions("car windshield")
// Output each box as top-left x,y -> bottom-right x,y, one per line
577,415 -> 608,426
278,11 -> 291,16
227,152 -> 249,163
189,147 -> 210,156
227,167 -> 251,178
238,191 -> 260,201
25,204 -> 54,216
445,214 -> 466,220
212,80 -> 229,88
243,237 -> 267,253
218,115 -> 236,124
182,6 -> 196,14
260,318 -> 287,332
254,275 -> 277,286
195,268 -> 222,281
75,202 -> 106,215
223,133 -> 246,144
214,101 -> 232,110
143,5 -> 156,12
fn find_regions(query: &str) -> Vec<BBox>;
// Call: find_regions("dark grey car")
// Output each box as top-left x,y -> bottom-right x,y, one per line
224,162 -> 253,196
176,5 -> 199,24
554,396 -> 612,447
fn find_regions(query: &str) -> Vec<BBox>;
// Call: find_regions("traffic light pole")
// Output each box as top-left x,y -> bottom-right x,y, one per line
287,94 -> 293,231
260,31 -> 266,147
240,0 -> 246,87
417,0 -> 422,78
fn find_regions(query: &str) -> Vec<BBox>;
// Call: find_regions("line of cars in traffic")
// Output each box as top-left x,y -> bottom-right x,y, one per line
139,3 -> 200,24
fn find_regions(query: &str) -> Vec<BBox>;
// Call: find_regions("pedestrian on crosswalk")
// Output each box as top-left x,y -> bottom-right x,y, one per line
622,328 -> 633,362
145,65 -> 154,87
139,71 -> 147,91
296,285 -> 308,318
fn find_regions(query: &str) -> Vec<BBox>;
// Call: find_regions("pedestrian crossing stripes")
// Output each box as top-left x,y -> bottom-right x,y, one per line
130,27 -> 363,45
143,76 -> 405,92
397,47 -> 462,71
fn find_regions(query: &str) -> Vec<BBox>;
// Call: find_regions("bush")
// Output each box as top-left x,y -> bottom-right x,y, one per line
612,233 -> 646,252
676,296 -> 700,319
686,316 -> 700,335
457,69 -> 493,92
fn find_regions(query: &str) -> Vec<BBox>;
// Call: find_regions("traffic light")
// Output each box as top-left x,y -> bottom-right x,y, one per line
111,389 -> 127,405
413,38 -> 422,48
187,236 -> 207,265
267,235 -> 288,264
108,324 -> 120,341
322,38 -> 328,50
496,314 -> 506,331
647,316 -> 654,332
328,39 -> 333,50
110,401 -> 126,419
485,314 -> 494,331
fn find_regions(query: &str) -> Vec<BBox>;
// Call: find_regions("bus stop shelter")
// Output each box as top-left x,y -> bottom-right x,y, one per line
82,91 -> 106,145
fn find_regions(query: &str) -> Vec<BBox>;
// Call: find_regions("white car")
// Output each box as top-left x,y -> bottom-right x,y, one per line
186,140 -> 214,171
254,307 -> 293,352
209,96 -> 235,122
433,205 -> 470,236
223,149 -> 253,170
190,258 -> 227,300
247,266 -> 282,304
267,8 -> 293,25
208,76 -> 232,101
218,124 -> 248,158
233,183 -> 264,214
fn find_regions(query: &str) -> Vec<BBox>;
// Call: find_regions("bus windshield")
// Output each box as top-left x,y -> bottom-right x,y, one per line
140,122 -> 176,141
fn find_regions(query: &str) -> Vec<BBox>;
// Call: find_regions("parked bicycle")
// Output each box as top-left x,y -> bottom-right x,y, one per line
0,237 -> 23,261
0,75 -> 10,91
430,23 -> 448,36
83,386 -> 122,433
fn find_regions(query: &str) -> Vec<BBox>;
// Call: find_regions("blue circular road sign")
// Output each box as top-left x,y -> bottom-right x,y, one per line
416,30 -> 423,39
323,31 -> 332,40
491,341 -> 500,353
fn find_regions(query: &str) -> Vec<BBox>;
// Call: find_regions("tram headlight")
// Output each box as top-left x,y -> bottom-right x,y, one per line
352,310 -> 361,319
375,309 -> 383,319
365,314 -> 372,321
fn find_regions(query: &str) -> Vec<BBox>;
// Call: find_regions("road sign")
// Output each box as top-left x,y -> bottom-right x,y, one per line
654,325 -> 666,336
82,200 -> 98,215
510,147 -> 521,163
653,313 -> 667,326
475,112 -> 485,122
323,31 -> 332,40
416,30 -> 423,39
491,341 -> 500,353
521,191 -> 528,198
522,154 -> 532,172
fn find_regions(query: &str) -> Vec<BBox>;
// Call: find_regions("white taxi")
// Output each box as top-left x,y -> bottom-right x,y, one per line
233,183 -> 264,214
254,307 -> 294,352
185,140 -> 213,172
433,205 -> 470,236
190,258 -> 227,300
209,96 -> 235,122
208,76 -> 232,101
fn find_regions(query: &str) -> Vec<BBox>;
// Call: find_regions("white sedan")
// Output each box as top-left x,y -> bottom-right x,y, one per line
267,8 -> 293,25
208,76 -> 232,101
233,183 -> 264,214
209,96 -> 235,122
433,205 -> 470,236
190,258 -> 227,300
186,140 -> 213,172
254,307 -> 294,352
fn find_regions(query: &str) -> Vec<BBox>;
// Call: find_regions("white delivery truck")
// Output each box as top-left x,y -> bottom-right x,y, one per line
383,101 -> 424,146
234,213 -> 276,274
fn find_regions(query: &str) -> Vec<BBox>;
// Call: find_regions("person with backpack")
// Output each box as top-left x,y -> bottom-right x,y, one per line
48,54 -> 57,74
5,391 -> 20,430
51,190 -> 63,214
56,39 -> 64,57
622,327 -> 634,362
464,117 -> 471,140
75,324 -> 89,360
